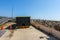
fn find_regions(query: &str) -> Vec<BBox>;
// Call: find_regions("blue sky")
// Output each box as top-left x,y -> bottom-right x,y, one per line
0,0 -> 60,20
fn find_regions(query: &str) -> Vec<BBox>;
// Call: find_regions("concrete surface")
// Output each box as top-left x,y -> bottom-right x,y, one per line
10,26 -> 49,40
0,30 -> 11,40
0,30 -> 6,37
0,26 -> 58,40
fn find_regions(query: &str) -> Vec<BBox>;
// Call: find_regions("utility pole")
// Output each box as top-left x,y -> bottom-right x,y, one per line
12,6 -> 13,19
11,0 -> 14,19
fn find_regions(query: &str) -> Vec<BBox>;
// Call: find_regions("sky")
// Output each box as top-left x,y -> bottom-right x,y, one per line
0,0 -> 60,20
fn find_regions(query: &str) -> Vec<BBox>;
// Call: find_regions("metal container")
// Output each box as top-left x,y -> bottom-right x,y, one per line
16,16 -> 30,28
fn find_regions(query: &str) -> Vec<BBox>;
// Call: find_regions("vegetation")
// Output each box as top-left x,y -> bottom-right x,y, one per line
54,24 -> 60,31
32,19 -> 60,31
0,25 -> 2,29
0,16 -> 3,19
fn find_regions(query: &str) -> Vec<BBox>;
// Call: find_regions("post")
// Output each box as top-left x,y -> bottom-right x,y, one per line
1,24 -> 4,30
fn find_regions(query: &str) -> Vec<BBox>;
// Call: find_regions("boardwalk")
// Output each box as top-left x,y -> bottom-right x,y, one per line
0,26 -> 58,40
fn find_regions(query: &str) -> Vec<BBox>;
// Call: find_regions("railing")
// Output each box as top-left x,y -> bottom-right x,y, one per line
0,18 -> 8,25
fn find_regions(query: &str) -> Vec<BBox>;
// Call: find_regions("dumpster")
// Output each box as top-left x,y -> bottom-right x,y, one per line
16,16 -> 30,28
